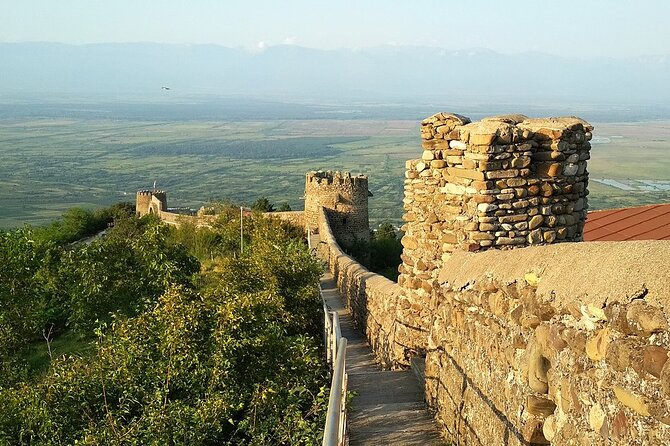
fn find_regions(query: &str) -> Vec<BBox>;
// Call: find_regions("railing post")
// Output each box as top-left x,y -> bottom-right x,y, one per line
339,358 -> 348,444
332,312 -> 340,367
324,303 -> 332,366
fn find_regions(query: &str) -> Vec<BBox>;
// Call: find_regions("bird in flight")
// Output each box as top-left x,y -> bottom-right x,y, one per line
161,86 -> 171,90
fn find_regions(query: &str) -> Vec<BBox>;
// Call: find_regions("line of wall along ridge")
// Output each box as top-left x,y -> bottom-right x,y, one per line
314,112 -> 669,445
135,189 -> 305,228
317,206 -> 404,368
133,110 -> 669,445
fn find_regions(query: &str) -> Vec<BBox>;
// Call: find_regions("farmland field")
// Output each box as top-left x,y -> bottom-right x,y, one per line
1,99 -> 669,229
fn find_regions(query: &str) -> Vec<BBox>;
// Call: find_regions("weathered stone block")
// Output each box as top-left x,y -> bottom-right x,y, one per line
586,327 -> 613,361
447,167 -> 485,181
627,301 -> 669,335
528,396 -> 557,418
522,419 -> 550,445
613,386 -> 650,416
642,345 -> 669,378
536,162 -> 562,177
401,236 -> 418,249
485,169 -> 519,179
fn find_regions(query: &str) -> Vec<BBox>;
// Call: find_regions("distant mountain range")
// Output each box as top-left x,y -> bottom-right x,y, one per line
0,42 -> 668,105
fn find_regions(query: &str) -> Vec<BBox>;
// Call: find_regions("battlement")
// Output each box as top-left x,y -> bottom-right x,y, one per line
396,111 -> 593,376
136,189 -> 166,196
306,170 -> 369,188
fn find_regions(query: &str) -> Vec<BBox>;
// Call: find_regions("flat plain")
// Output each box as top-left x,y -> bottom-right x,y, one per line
1,104 -> 669,229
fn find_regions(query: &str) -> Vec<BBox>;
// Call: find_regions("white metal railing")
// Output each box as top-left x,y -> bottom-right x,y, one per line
321,286 -> 348,446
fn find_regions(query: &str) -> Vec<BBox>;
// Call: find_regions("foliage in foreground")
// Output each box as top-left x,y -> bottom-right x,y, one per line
0,207 -> 328,445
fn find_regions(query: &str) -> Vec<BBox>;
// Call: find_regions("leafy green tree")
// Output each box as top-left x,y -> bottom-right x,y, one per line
343,222 -> 402,281
376,222 -> 397,240
277,202 -> 292,212
0,210 -> 328,445
52,220 -> 199,332
0,228 -> 55,386
251,197 -> 274,212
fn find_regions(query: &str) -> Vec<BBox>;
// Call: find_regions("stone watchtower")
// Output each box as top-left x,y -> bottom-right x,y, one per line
396,112 -> 593,356
304,171 -> 371,246
135,190 -> 168,217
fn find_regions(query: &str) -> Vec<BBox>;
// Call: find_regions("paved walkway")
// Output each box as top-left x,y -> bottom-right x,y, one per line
320,273 -> 445,445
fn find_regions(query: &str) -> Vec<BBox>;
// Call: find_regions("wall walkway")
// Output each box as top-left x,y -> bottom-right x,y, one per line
320,271 -> 444,445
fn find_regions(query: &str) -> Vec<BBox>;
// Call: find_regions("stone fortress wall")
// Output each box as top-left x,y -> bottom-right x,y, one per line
313,113 -> 670,445
136,112 -> 670,444
136,190 -> 219,226
427,240 -> 670,445
136,190 -> 168,217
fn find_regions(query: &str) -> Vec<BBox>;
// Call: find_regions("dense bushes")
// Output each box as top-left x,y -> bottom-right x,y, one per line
343,222 -> 403,281
0,205 -> 327,445
33,203 -> 134,245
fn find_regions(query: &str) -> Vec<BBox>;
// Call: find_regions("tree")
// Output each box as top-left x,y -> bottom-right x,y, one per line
251,197 -> 274,212
376,222 -> 397,241
277,203 -> 292,212
0,211 -> 329,445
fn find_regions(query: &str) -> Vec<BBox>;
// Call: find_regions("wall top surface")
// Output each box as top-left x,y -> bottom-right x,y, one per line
421,112 -> 593,146
438,239 -> 670,309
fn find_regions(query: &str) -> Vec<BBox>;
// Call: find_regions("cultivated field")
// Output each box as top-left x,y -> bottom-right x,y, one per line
1,110 -> 669,229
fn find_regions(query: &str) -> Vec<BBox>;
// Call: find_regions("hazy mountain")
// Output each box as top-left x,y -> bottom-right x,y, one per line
0,42 -> 668,105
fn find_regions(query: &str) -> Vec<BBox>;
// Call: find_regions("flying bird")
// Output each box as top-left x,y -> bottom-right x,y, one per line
161,86 -> 171,90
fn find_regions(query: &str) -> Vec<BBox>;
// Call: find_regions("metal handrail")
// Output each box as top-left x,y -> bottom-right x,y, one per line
323,339 -> 347,446
321,285 -> 348,446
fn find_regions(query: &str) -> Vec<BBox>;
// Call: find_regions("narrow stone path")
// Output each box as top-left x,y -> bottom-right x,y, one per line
320,273 -> 446,445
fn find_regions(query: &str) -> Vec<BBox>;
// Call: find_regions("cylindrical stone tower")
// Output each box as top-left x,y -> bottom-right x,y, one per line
136,190 -> 167,217
304,171 -> 371,246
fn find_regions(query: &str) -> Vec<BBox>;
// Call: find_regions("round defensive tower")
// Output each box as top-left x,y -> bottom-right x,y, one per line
136,190 -> 168,217
304,170 -> 371,246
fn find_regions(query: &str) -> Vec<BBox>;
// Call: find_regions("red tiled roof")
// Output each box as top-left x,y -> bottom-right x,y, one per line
584,203 -> 670,241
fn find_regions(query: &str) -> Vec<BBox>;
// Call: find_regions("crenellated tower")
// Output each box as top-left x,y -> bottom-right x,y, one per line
304,171 -> 371,246
136,190 -> 168,217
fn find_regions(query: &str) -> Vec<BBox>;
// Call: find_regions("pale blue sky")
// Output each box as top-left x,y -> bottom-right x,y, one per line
2,0 -> 669,57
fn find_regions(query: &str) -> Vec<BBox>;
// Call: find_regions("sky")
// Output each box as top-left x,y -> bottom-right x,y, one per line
1,0 -> 669,57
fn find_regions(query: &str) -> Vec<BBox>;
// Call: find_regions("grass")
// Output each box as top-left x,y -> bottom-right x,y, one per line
19,330 -> 94,377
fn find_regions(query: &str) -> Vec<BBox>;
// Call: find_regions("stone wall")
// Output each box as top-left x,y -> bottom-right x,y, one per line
265,210 -> 305,228
305,171 -> 371,246
396,113 -> 593,365
426,241 -> 670,445
136,189 -> 306,229
317,207 -> 403,367
157,210 -> 216,227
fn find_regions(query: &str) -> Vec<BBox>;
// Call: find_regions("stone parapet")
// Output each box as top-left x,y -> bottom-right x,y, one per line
264,211 -> 305,228
427,241 -> 670,445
